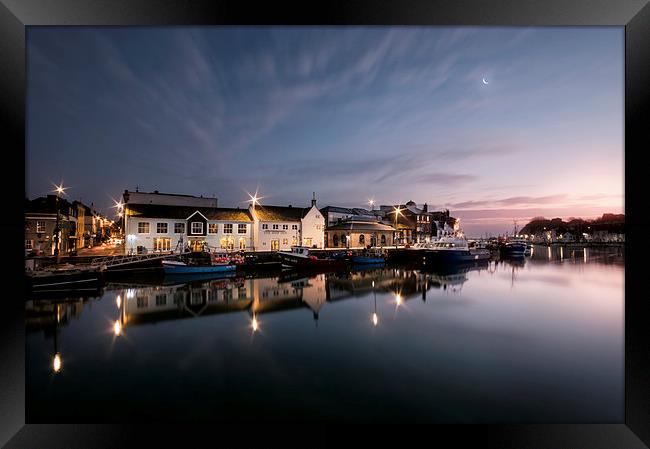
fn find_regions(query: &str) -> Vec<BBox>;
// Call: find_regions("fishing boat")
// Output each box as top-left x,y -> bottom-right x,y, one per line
278,246 -> 347,270
500,221 -> 528,258
421,235 -> 492,266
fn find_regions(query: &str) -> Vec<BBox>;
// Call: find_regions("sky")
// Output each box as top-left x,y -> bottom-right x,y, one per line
26,27 -> 624,236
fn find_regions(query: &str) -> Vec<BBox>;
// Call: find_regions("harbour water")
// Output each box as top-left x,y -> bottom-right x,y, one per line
26,245 -> 624,423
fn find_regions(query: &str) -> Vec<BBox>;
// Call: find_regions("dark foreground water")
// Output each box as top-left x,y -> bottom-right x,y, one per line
26,245 -> 624,423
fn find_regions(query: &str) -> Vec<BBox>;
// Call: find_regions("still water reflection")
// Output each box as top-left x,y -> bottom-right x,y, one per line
27,246 -> 624,423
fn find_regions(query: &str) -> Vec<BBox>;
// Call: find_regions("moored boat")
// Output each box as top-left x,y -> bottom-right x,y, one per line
421,236 -> 492,266
162,259 -> 236,275
350,248 -> 386,264
26,265 -> 105,292
500,239 -> 528,258
278,246 -> 347,270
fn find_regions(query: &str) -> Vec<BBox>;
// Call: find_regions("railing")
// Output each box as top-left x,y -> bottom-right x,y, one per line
89,248 -> 191,269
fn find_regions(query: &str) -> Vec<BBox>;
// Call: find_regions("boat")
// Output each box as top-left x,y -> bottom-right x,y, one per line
350,248 -> 386,264
421,235 -> 492,266
499,221 -> 529,258
500,240 -> 528,258
25,265 -> 105,292
162,259 -> 236,275
278,246 -> 347,270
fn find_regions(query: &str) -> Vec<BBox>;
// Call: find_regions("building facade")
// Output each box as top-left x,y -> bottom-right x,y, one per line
25,195 -> 78,256
324,218 -> 395,248
123,203 -> 254,254
250,201 -> 325,251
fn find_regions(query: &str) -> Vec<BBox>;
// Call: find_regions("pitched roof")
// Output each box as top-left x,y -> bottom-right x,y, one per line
326,220 -> 395,232
25,195 -> 71,215
125,204 -> 253,221
254,205 -> 311,221
320,206 -> 355,214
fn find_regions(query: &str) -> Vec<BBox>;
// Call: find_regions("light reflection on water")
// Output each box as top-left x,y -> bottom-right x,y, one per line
26,245 -> 624,423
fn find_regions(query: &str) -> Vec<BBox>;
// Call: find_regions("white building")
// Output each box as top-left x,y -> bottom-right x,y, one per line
123,204 -> 253,253
250,198 -> 325,251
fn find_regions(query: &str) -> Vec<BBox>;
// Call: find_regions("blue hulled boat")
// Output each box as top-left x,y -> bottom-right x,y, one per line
162,259 -> 236,275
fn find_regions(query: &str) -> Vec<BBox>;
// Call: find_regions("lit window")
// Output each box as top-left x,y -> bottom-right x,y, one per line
154,238 -> 171,251
238,224 -> 247,234
224,224 -> 233,234
282,238 -> 288,245
208,223 -> 218,234
174,223 -> 185,234
292,237 -> 297,246
36,221 -> 46,233
138,222 -> 150,233
191,222 -> 203,234
25,240 -> 33,250
156,223 -> 168,234
239,238 -> 246,249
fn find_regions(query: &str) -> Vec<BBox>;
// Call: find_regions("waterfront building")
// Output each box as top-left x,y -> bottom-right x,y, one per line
379,201 -> 448,244
320,206 -> 378,226
324,218 -> 395,248
25,195 -> 78,256
250,195 -> 325,251
123,203 -> 254,253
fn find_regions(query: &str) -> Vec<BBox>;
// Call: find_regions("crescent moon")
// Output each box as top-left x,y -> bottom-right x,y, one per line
482,78 -> 489,85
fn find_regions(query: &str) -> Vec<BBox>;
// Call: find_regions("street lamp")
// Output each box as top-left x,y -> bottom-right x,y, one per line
392,206 -> 403,249
368,198 -> 375,211
51,182 -> 67,262
246,189 -> 264,252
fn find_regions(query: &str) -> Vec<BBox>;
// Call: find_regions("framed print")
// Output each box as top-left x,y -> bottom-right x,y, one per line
2,0 -> 649,447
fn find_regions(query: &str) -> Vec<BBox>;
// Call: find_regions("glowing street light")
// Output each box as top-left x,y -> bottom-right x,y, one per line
51,182 -> 68,260
368,198 -> 375,211
395,293 -> 402,307
392,206 -> 403,248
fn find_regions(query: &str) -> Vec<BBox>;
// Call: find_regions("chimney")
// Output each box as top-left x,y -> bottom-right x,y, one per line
423,203 -> 428,213
154,190 -> 159,194
311,192 -> 317,208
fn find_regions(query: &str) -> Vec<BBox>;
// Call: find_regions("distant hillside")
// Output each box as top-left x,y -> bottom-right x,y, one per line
519,213 -> 624,235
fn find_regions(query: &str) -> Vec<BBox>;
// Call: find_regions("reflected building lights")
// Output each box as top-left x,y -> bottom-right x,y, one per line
116,295 -> 121,309
395,293 -> 402,307
113,320 -> 122,336
252,315 -> 259,332
584,248 -> 588,263
53,352 -> 62,373
372,312 -> 378,326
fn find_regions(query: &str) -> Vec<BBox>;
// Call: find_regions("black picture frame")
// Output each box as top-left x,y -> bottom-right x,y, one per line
2,1 -> 648,447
